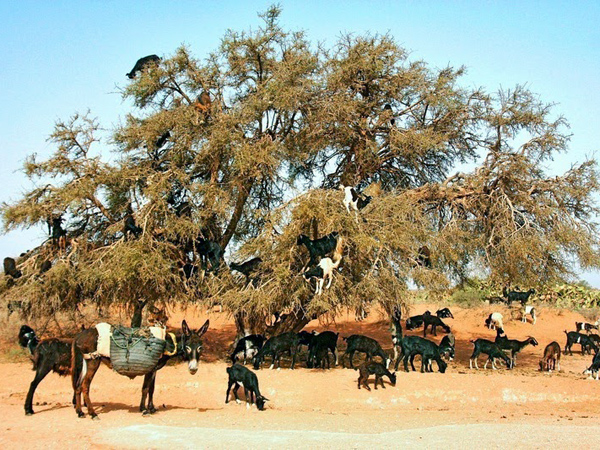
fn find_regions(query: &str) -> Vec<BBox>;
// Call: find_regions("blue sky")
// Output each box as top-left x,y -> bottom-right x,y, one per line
1,1 -> 599,284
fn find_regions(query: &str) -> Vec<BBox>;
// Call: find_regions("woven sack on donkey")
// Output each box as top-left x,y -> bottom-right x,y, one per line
110,326 -> 166,378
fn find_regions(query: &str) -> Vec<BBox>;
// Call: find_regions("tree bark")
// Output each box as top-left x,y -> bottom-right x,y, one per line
220,177 -> 255,250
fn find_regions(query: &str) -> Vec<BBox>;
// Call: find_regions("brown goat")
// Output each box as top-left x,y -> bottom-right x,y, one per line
539,341 -> 561,372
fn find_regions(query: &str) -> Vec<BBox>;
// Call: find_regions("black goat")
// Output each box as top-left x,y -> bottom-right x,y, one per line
503,287 -> 536,306
436,308 -> 454,319
296,231 -> 339,268
182,263 -> 198,279
226,364 -> 269,410
439,333 -> 456,361
494,330 -> 538,367
195,237 -> 224,273
422,314 -> 451,337
230,257 -> 262,284
18,325 -> 74,415
405,311 -> 431,330
357,362 -> 396,390
584,351 -> 600,380
155,131 -> 171,149
564,330 -> 599,355
575,321 -> 599,334
123,214 -> 142,239
307,331 -> 339,368
539,341 -> 561,372
3,257 -> 22,279
342,334 -> 390,369
469,339 -> 513,370
231,334 -> 266,364
126,54 -> 160,79
253,332 -> 299,370
397,335 -> 448,373
48,216 -> 67,251
297,330 -> 315,352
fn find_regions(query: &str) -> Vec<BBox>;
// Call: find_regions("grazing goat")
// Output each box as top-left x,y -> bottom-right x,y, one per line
584,351 -> 600,380
296,231 -> 340,268
485,312 -> 504,330
18,325 -> 73,415
253,332 -> 299,370
503,287 -> 536,306
3,257 -> 22,279
469,339 -> 512,370
575,321 -> 599,334
226,364 -> 269,410
307,331 -> 339,367
311,344 -> 332,369
126,54 -> 160,79
539,341 -> 561,372
340,185 -> 372,214
422,314 -> 451,337
231,335 -> 266,364
342,335 -> 390,369
397,335 -> 448,373
522,305 -> 537,324
405,311 -> 431,330
439,333 -> 456,361
564,330 -> 599,355
494,330 -> 538,367
357,362 -> 396,390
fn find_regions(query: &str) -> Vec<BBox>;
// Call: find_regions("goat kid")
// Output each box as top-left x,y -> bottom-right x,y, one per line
225,364 -> 269,410
340,185 -> 372,215
307,331 -> 339,368
356,362 -> 396,390
539,341 -> 561,372
485,312 -> 504,330
469,339 -> 513,370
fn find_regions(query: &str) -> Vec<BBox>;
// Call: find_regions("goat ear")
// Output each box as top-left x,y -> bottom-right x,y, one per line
197,319 -> 209,336
182,320 -> 191,335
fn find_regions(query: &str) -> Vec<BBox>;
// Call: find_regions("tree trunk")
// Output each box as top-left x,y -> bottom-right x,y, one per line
220,178 -> 255,250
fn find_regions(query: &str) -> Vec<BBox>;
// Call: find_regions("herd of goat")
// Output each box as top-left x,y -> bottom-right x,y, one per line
14,290 -> 600,416
4,55 -> 600,417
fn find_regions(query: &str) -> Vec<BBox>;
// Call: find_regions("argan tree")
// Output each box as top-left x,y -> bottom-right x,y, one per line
3,6 -> 599,335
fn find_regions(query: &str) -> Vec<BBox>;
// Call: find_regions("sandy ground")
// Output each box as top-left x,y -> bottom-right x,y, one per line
1,303 -> 600,449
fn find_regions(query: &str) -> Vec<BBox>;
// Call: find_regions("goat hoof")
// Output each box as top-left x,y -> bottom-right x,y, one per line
77,412 -> 86,418
25,411 -> 34,416
91,415 -> 100,421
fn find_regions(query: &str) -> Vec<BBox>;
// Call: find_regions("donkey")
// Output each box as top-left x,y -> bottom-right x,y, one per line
71,319 -> 208,419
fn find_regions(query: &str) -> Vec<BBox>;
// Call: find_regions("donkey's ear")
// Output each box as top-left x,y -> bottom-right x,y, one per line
182,320 -> 191,335
197,319 -> 209,336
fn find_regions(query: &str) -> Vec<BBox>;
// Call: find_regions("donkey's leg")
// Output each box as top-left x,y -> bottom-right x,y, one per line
146,371 -> 158,414
81,359 -> 101,419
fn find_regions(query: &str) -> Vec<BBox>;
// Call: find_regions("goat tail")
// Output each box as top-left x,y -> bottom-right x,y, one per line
332,236 -> 344,265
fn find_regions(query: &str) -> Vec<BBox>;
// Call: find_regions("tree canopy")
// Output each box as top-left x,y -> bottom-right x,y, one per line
2,6 -> 599,333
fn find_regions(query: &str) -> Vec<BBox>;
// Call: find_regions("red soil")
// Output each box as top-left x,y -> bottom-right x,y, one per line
1,303 -> 599,449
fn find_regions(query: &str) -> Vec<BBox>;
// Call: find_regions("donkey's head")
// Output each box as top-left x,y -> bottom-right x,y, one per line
181,319 -> 209,375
